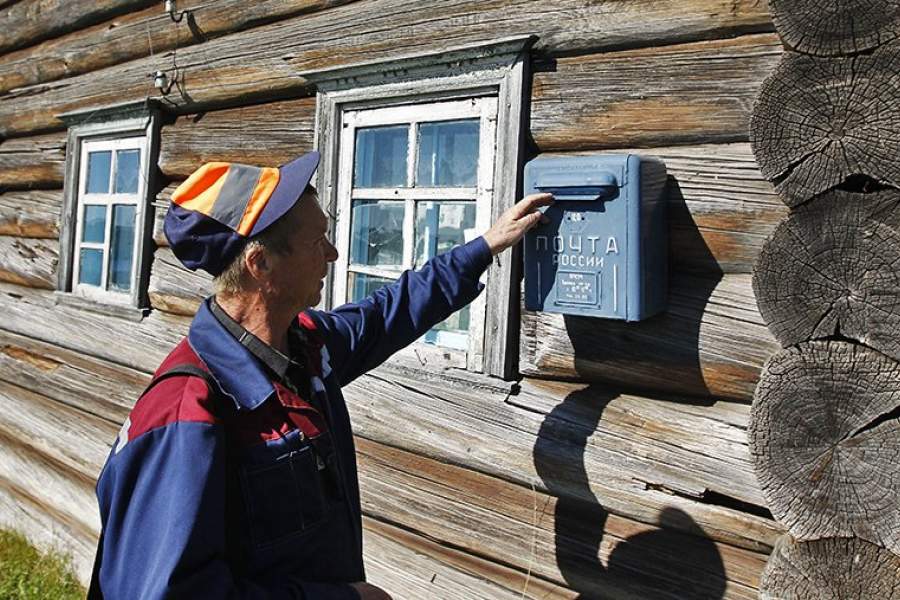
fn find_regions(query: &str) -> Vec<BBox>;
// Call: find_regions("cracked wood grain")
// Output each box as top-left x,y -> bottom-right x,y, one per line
749,47 -> 900,207
760,535 -> 900,599
752,189 -> 900,359
769,0 -> 900,57
750,342 -> 900,554
0,190 -> 60,237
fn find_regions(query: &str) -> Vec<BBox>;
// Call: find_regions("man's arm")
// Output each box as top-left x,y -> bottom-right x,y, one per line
306,194 -> 553,386
95,389 -> 360,600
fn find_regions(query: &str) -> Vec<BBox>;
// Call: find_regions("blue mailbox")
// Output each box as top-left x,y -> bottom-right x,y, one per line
523,154 -> 668,321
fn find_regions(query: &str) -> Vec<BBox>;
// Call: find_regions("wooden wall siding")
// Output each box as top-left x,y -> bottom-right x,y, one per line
520,274 -> 777,402
148,246 -> 211,316
345,373 -> 780,552
760,535 -> 900,600
0,0 -> 157,54
0,0 -> 774,138
0,236 -> 57,289
157,97 -> 316,179
530,33 -> 782,151
0,190 -> 61,237
0,0 -> 360,96
357,437 -> 767,599
0,132 -> 66,190
768,0 -> 900,57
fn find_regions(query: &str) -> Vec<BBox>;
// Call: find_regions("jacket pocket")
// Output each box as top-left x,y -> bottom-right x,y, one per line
239,442 -> 328,549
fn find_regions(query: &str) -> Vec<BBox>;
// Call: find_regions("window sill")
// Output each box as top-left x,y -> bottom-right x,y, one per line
53,291 -> 149,322
369,357 -> 519,396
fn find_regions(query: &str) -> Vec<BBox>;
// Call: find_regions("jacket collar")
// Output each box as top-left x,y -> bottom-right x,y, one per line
188,297 -> 275,411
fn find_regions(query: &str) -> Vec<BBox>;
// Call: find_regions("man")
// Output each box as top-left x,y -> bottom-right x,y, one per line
91,151 -> 552,599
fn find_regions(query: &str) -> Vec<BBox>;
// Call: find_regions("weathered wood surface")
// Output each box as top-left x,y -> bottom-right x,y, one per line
0,0 -> 774,137
750,47 -> 900,207
364,517 -> 571,600
347,373 -> 781,552
148,245 -> 211,316
0,132 -> 66,190
0,281 -> 188,373
0,0 -> 156,54
358,437 -> 766,599
0,189 -> 61,237
531,33 -> 782,151
0,1 -> 358,96
753,190 -> 900,358
0,236 -> 57,289
769,0 -> 900,57
750,342 -> 900,555
521,274 -> 779,402
158,98 -> 316,178
760,535 -> 900,600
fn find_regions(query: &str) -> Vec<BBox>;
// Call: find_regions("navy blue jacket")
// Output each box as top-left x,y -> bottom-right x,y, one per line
94,237 -> 493,599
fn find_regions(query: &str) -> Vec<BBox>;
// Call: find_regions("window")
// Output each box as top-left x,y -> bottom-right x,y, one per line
300,36 -> 533,378
58,101 -> 161,309
333,98 -> 497,359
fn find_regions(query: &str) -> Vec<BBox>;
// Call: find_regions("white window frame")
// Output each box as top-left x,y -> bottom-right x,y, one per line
333,97 -> 497,368
296,36 -> 534,379
58,100 -> 162,310
71,136 -> 149,304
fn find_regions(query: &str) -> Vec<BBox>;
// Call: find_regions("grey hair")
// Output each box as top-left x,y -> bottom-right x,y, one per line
212,194 -> 305,296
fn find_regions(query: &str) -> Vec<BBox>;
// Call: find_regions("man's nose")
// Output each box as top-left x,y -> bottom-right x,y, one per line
326,239 -> 339,262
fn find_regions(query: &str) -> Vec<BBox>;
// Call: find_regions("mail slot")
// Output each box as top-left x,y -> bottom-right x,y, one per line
523,154 -> 668,321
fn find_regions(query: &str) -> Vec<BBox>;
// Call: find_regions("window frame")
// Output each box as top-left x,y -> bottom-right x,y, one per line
298,36 -> 534,379
58,100 -> 162,310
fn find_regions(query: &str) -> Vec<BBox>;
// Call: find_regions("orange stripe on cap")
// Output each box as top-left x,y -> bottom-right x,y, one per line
171,162 -> 231,216
236,167 -> 280,236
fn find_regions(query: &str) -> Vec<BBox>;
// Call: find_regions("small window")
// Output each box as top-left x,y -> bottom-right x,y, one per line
333,98 -> 497,362
58,101 -> 161,309
72,138 -> 147,301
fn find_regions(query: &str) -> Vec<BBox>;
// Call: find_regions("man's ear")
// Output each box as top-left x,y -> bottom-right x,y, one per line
243,245 -> 270,281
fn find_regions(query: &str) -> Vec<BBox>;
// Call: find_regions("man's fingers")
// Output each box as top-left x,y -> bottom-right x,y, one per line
511,193 -> 554,219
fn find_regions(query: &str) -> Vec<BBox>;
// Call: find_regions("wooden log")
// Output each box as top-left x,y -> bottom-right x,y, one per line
749,341 -> 900,555
0,189 -> 61,237
346,372 -> 782,552
760,535 -> 900,600
768,0 -> 900,57
148,245 -> 211,316
0,236 -> 57,289
0,0 -> 156,54
0,1 -> 359,96
363,517 -> 571,600
0,0 -> 774,137
158,97 -> 316,178
520,274 -> 779,402
0,281 -> 189,373
531,33 -> 782,151
358,437 -> 766,599
750,48 -> 900,207
0,132 -> 66,190
753,189 -> 900,358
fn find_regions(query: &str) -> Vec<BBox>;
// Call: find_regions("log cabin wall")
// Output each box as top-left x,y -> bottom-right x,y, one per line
0,1 -> 811,598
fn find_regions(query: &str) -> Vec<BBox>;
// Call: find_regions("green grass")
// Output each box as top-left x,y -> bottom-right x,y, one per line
0,529 -> 84,600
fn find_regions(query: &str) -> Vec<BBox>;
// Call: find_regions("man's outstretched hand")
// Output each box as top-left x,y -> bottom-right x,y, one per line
482,193 -> 554,256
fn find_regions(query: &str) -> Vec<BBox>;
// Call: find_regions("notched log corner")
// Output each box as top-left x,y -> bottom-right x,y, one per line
769,0 -> 900,57
760,535 -> 900,600
750,341 -> 900,554
749,47 -> 900,206
753,189 -> 900,358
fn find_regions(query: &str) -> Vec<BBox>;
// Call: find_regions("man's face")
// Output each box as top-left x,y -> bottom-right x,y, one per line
267,192 -> 339,312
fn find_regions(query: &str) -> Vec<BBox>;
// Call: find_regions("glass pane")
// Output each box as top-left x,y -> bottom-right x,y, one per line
414,201 -> 476,267
424,305 -> 470,348
349,200 -> 404,267
114,149 -> 141,194
354,125 -> 409,188
108,205 -> 136,292
82,205 -> 106,243
78,248 -> 103,287
348,272 -> 394,303
86,151 -> 112,194
416,119 -> 480,187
